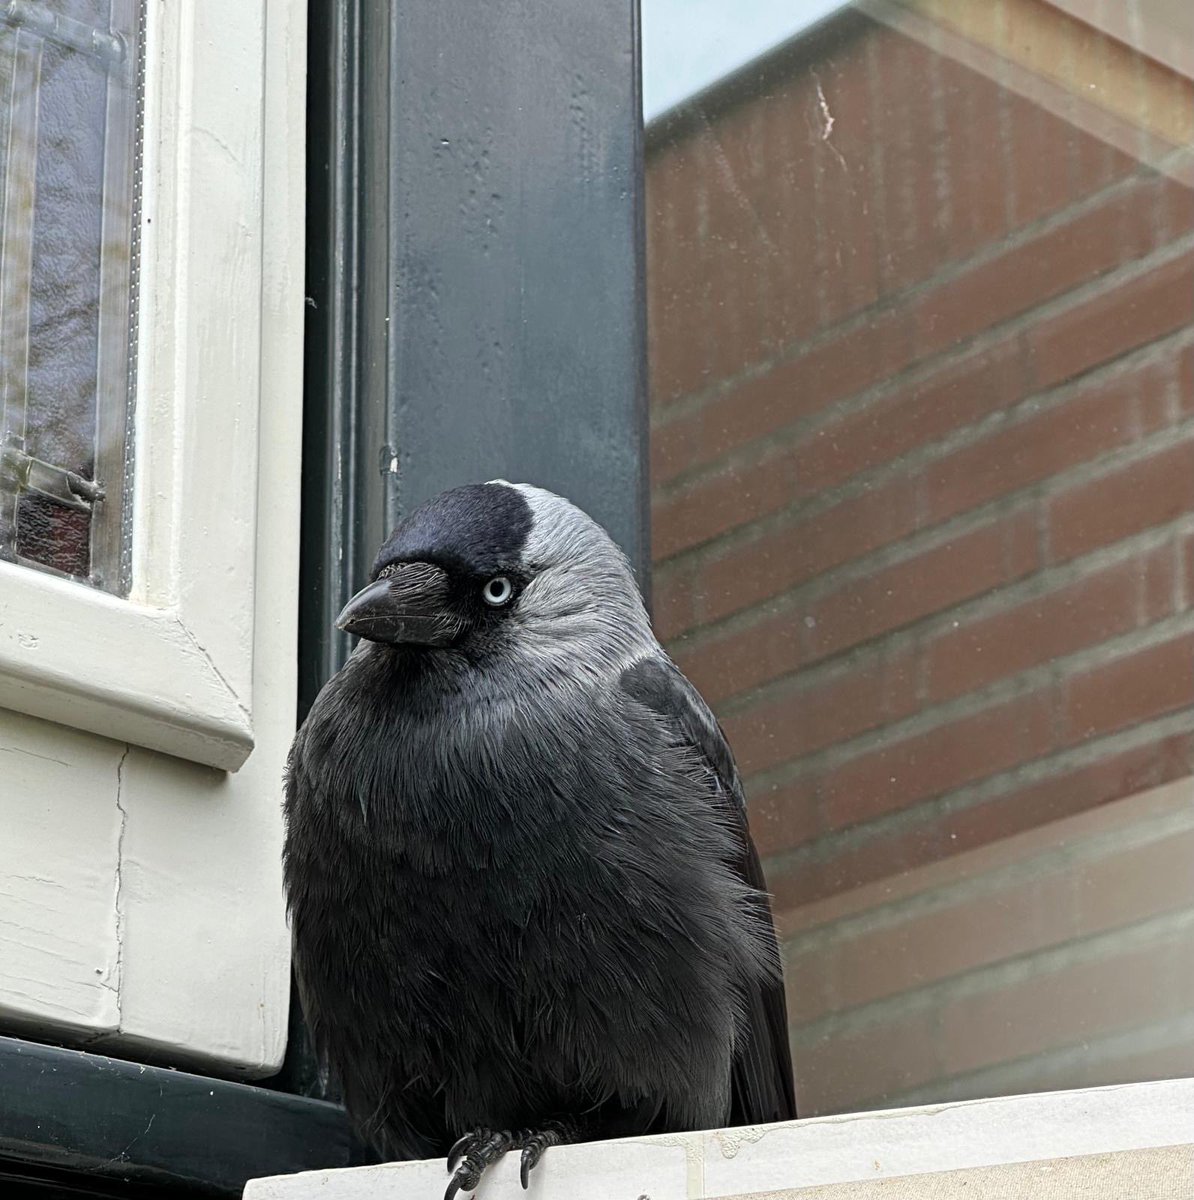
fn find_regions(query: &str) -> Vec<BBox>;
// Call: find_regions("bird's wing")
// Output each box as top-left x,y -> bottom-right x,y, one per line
619,655 -> 797,1126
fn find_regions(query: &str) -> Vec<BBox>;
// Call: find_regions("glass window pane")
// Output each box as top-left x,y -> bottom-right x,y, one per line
0,0 -> 143,594
644,0 -> 1194,1114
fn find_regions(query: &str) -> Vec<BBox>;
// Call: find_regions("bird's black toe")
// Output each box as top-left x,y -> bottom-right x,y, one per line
444,1129 -> 514,1199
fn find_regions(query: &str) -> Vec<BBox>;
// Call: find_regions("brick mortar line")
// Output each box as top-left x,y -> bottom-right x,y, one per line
719,513 -> 1194,726
651,221 -> 1194,513
747,607 -> 1194,811
654,322 -> 1194,580
787,902 -> 1194,1043
668,435 -> 1194,673
653,217 -> 1192,477
667,417 -> 1194,667
664,479 -> 1025,656
650,171 -> 1110,431
757,706 -> 1194,877
879,1010 -> 1194,1113
650,147 -> 1191,443
780,798 -> 1194,956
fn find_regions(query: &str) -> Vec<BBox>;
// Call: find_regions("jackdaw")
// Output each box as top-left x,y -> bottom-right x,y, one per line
284,481 -> 795,1198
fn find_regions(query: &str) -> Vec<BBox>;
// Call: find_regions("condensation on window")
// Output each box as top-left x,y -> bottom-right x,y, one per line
643,0 -> 1194,1115
0,0 -> 143,595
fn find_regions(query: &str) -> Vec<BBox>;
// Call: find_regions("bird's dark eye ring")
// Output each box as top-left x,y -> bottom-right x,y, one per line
481,576 -> 514,607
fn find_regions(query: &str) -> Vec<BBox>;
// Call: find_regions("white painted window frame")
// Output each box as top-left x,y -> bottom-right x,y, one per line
0,0 -> 272,773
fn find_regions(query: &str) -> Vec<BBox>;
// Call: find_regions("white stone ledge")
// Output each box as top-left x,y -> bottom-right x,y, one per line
244,1077 -> 1194,1199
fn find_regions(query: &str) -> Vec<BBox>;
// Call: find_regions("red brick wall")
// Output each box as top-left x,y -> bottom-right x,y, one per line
783,777 -> 1194,1114
645,8 -> 1194,1111
648,12 -> 1194,909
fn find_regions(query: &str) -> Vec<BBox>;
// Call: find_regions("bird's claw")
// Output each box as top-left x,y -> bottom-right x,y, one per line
444,1129 -> 513,1200
518,1127 -> 564,1189
443,1124 -> 570,1196
446,1132 -> 472,1174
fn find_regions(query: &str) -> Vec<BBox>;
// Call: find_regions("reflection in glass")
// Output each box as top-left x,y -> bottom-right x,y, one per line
0,0 -> 143,594
644,0 -> 1194,1114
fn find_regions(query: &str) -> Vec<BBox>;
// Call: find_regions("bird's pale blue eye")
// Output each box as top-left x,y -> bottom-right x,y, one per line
482,576 -> 513,606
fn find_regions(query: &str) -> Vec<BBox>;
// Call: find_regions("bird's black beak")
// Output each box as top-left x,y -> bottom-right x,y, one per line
335,562 -> 464,647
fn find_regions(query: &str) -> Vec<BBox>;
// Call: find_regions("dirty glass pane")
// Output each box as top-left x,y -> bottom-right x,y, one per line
643,0 -> 1194,1114
0,0 -> 143,594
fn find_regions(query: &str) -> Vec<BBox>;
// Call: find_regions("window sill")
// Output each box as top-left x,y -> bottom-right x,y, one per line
0,567 -> 253,770
245,1077 -> 1194,1199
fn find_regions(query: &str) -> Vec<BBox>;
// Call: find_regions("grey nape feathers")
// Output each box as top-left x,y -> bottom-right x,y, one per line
283,482 -> 795,1199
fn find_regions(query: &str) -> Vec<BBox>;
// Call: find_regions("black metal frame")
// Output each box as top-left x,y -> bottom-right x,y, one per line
0,0 -> 647,1193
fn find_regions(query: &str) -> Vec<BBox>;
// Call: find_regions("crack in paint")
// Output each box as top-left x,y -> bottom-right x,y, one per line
176,618 -> 252,726
109,744 -> 131,1024
0,745 -> 70,767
